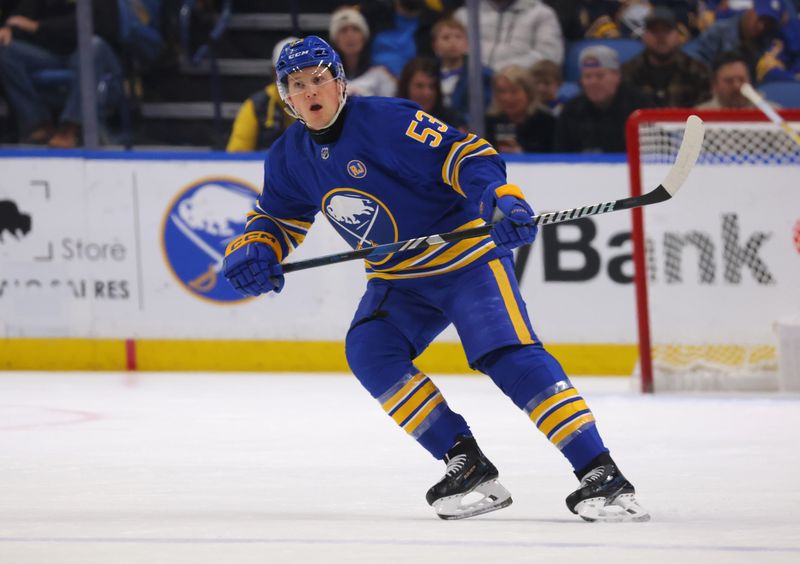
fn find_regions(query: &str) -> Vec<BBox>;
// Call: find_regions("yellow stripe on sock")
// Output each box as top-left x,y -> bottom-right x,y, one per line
528,388 -> 578,423
381,372 -> 425,413
537,399 -> 590,436
389,380 -> 438,425
550,414 -> 596,447
404,393 -> 445,434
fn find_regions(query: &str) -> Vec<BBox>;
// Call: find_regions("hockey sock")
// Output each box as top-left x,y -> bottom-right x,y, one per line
476,344 -> 608,472
346,320 -> 470,459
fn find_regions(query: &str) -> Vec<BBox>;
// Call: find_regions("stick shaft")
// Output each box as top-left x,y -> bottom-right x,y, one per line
740,83 -> 800,147
281,186 -> 671,274
280,115 -> 704,274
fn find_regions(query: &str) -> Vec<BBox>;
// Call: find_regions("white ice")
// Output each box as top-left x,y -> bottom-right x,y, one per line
1,372 -> 799,564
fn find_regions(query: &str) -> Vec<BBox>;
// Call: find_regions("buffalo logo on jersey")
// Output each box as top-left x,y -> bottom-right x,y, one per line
322,188 -> 398,261
347,160 -> 367,179
162,177 -> 259,303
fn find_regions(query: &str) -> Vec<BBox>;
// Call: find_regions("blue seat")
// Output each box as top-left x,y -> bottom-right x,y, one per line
558,81 -> 581,101
564,39 -> 644,82
759,81 -> 800,108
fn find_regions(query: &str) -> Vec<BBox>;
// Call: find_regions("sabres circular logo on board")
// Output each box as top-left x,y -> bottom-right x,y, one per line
347,160 -> 367,179
162,177 -> 258,303
321,188 -> 397,265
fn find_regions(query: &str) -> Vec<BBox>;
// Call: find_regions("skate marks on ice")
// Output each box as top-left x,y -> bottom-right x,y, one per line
1,372 -> 799,563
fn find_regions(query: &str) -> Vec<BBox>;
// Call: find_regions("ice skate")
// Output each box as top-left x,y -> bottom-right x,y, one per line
426,435 -> 512,520
566,460 -> 650,522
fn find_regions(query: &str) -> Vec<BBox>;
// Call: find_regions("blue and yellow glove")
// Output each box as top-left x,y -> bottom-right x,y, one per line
223,231 -> 285,296
479,183 -> 537,250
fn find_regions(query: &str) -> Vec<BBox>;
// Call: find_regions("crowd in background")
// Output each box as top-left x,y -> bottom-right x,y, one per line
1,0 -> 799,152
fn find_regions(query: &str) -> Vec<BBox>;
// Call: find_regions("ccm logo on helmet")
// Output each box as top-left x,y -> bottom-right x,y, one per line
288,50 -> 310,59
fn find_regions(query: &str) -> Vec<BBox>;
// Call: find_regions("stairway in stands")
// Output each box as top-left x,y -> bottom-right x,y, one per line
136,1 -> 339,149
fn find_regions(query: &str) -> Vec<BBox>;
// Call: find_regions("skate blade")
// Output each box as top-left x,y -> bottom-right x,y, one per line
576,494 -> 651,523
433,479 -> 513,520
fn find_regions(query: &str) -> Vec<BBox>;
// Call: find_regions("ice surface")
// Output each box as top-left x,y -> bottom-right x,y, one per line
1,372 -> 799,563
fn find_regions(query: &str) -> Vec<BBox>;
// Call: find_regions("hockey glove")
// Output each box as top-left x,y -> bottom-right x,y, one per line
479,183 -> 537,250
223,231 -> 285,297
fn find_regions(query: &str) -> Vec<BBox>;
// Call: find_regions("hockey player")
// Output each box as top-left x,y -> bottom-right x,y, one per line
223,36 -> 649,522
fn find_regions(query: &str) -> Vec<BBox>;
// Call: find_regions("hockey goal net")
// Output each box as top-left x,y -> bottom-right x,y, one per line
626,109 -> 800,392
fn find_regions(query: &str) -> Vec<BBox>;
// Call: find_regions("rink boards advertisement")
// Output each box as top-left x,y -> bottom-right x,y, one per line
1,153 -> 798,373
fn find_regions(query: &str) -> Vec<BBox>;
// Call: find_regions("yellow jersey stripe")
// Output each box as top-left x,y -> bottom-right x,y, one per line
529,388 -> 578,423
441,134 -> 477,186
487,259 -> 534,345
537,399 -> 590,436
404,394 -> 445,434
386,219 -> 488,271
367,241 -> 495,280
381,372 -> 425,412
390,380 -> 439,425
550,414 -> 596,447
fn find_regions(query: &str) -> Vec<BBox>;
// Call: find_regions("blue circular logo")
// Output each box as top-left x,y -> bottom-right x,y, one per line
322,188 -> 397,265
347,160 -> 367,179
162,177 -> 258,303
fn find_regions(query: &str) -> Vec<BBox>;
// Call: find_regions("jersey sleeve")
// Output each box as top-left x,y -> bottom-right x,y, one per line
378,99 -> 511,202
243,140 -> 319,262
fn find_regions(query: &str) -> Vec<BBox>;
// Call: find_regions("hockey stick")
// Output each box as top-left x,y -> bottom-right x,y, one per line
740,83 -> 800,147
281,115 -> 705,274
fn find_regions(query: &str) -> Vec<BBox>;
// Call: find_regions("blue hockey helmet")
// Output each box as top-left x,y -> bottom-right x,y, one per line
274,36 -> 347,126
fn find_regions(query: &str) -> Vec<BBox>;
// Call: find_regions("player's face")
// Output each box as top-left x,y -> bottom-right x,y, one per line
408,71 -> 437,112
433,27 -> 467,60
286,66 -> 343,130
494,76 -> 529,118
581,67 -> 621,108
714,62 -> 750,108
334,25 -> 366,57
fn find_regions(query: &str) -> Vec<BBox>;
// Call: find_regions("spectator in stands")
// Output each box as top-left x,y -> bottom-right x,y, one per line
226,36 -> 298,153
485,65 -> 555,153
547,0 -> 622,41
686,0 -> 800,83
397,56 -> 466,129
696,50 -> 781,108
454,0 -> 564,72
555,45 -> 655,153
531,59 -> 567,115
696,0 -> 750,33
328,6 -> 395,97
0,0 -> 151,147
361,0 -> 441,76
430,17 -> 492,124
622,6 -> 711,107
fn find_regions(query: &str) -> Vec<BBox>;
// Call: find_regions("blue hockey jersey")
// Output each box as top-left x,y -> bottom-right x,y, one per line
246,96 -> 513,280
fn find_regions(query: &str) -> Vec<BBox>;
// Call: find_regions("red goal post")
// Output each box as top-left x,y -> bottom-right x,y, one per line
626,109 -> 800,393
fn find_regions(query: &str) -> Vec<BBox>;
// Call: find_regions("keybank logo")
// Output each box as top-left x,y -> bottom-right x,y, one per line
162,177 -> 258,303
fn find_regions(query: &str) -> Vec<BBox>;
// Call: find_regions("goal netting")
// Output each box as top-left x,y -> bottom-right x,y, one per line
627,109 -> 800,392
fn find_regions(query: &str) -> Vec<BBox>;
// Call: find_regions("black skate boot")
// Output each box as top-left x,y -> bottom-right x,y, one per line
566,454 -> 650,522
425,435 -> 512,520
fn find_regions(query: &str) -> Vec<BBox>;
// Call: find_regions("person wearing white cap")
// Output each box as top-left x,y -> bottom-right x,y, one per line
329,6 -> 396,97
555,45 -> 655,152
226,36 -> 299,152
454,0 -> 564,73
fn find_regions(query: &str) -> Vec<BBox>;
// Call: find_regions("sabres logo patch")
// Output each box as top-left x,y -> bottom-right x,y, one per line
347,160 -> 367,179
322,188 -> 397,264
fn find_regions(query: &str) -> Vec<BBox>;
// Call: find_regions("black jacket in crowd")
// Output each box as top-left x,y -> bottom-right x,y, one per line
554,82 -> 656,153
